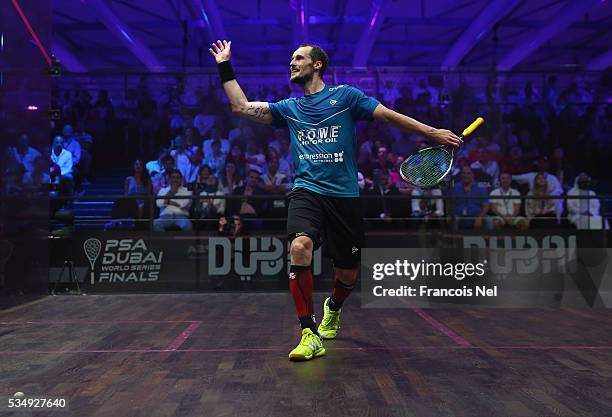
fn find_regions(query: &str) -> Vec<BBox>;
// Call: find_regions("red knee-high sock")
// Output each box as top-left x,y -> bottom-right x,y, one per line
289,265 -> 316,332
330,273 -> 355,310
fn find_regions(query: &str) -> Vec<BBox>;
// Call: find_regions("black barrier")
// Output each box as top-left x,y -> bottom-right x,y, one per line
51,232 -> 332,292
49,229 -> 610,298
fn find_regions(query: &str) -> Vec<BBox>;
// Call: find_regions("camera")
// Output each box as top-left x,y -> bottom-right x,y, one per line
186,182 -> 206,192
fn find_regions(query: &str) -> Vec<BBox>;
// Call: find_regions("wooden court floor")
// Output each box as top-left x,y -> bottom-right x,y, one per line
1,293 -> 611,417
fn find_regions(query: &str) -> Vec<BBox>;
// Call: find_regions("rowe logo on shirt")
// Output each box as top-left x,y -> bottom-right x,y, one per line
296,125 -> 341,146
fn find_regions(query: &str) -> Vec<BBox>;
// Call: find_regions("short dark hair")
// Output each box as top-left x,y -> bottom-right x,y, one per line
300,44 -> 329,77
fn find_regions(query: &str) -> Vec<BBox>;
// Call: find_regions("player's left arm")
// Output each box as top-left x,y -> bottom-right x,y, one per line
372,104 -> 462,147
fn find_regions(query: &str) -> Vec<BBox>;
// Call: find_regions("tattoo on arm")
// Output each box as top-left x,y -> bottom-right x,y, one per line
245,104 -> 270,120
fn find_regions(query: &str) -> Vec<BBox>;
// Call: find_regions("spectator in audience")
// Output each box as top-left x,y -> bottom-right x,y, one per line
450,166 -> 489,229
470,148 -> 499,189
411,186 -> 444,221
550,147 -> 575,189
364,169 -> 404,227
184,146 -> 203,184
170,136 -> 192,181
525,173 -> 558,228
264,147 -> 291,178
261,157 -> 290,219
62,125 -> 83,192
364,146 -> 393,178
195,175 -> 226,229
183,126 -> 201,149
489,172 -> 527,229
124,159 -> 152,219
228,169 -> 268,225
50,135 -> 74,197
261,157 -> 290,194
194,164 -> 212,185
245,139 -> 265,173
226,143 -> 248,177
203,127 -> 230,156
152,154 -> 176,194
203,140 -> 227,177
154,170 -> 192,232
512,156 -> 563,217
501,146 -> 531,176
388,156 -> 405,185
5,134 -> 41,174
451,157 -> 470,183
278,137 -> 293,171
218,161 -> 243,195
217,214 -> 244,238
567,173 -> 609,230
146,149 -> 168,176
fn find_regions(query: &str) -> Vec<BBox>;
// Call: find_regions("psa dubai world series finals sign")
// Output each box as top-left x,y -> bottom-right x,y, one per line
83,238 -> 164,285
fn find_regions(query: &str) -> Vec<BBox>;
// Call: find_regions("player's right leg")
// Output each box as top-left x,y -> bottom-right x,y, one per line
286,189 -> 325,361
288,236 -> 325,361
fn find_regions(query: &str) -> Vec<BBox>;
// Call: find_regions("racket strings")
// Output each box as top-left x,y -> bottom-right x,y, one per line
401,148 -> 452,187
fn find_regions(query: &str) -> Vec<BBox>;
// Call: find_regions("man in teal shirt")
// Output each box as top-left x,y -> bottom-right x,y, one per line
210,39 -> 461,361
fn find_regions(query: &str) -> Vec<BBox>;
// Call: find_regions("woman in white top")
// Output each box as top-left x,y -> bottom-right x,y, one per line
218,161 -> 244,195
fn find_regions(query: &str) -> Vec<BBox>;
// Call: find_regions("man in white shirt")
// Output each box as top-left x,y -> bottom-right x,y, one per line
489,173 -> 527,229
154,170 -> 193,232
50,136 -> 74,197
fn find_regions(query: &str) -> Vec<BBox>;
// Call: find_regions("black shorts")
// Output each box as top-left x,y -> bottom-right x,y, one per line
287,187 -> 364,269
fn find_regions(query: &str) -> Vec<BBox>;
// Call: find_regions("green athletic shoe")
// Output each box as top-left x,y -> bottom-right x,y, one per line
288,328 -> 326,361
318,297 -> 341,339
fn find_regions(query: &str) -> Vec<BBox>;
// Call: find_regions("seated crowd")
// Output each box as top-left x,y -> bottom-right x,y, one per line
2,76 -> 610,232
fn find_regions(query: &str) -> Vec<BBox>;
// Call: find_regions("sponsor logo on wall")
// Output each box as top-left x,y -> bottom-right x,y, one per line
188,237 -> 322,280
83,238 -> 164,284
463,235 -> 577,276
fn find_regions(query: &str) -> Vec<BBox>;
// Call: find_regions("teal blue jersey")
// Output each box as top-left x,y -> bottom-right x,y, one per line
268,84 -> 380,197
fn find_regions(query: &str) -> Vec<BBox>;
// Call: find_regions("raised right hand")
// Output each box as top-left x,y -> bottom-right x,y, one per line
209,40 -> 231,63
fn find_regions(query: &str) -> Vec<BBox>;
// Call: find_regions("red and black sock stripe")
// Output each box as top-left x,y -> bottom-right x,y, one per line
289,265 -> 317,333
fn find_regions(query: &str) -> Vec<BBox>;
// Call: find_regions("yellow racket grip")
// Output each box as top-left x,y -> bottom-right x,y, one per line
461,117 -> 484,137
